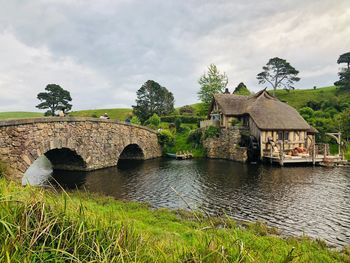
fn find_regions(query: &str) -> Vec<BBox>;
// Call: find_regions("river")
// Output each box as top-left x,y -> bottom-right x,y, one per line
29,157 -> 350,248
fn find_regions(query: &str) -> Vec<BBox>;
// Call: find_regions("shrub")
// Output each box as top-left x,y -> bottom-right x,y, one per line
187,129 -> 203,145
131,116 -> 141,125
203,126 -> 220,139
179,105 -> 194,115
160,115 -> 205,124
157,129 -> 175,147
175,118 -> 182,132
147,113 -> 161,128
299,107 -> 314,121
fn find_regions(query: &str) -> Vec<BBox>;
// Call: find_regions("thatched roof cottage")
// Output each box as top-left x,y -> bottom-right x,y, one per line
202,89 -> 318,164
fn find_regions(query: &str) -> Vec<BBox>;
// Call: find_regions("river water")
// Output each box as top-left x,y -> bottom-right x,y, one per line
49,158 -> 350,247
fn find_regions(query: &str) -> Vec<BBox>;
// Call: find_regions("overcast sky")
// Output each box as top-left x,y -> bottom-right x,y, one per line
0,0 -> 349,112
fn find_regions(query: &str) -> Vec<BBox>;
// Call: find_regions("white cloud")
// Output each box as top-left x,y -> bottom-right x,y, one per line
0,0 -> 349,110
0,31 -> 111,111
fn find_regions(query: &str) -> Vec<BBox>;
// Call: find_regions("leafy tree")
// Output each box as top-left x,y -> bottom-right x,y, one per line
335,52 -> 350,91
132,80 -> 175,123
338,108 -> 350,140
334,67 -> 350,91
299,107 -> 314,122
233,82 -> 251,96
198,64 -> 228,105
257,57 -> 300,96
36,84 -> 72,116
337,52 -> 350,69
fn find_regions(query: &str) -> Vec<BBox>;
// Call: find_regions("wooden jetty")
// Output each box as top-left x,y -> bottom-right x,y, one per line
263,142 -> 347,166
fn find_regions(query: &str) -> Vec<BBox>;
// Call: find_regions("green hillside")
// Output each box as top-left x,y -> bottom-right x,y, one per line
273,86 -> 350,110
0,112 -> 43,120
69,108 -> 132,121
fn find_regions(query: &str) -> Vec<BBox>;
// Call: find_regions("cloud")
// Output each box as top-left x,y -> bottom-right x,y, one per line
0,0 -> 349,111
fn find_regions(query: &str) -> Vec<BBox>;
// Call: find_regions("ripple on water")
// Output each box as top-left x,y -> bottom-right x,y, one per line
52,158 -> 350,248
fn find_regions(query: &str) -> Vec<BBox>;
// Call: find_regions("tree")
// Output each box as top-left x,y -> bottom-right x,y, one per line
198,64 -> 228,105
337,52 -> 350,70
338,108 -> 350,141
36,84 -> 72,116
257,57 -> 300,96
335,52 -> 350,91
132,80 -> 175,123
335,69 -> 350,91
233,82 -> 251,96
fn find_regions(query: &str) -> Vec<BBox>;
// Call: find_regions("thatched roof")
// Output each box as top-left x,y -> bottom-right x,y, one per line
211,89 -> 312,130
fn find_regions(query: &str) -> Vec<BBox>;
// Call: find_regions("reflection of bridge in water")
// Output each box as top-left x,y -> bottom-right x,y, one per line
0,117 -> 162,181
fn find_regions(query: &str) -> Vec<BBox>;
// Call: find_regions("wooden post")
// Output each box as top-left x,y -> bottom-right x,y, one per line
270,142 -> 273,164
280,132 -> 285,166
312,135 -> 315,165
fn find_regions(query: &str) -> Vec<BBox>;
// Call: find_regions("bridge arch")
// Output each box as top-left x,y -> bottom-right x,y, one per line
44,148 -> 87,171
119,144 -> 145,160
0,117 -> 162,181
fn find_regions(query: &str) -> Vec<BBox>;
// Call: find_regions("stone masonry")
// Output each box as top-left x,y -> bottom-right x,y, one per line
203,127 -> 248,162
0,117 -> 162,181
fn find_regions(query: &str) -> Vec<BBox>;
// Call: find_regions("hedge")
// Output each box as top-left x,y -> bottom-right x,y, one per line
160,115 -> 205,124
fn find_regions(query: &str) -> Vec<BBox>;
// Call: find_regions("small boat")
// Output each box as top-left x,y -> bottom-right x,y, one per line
166,151 -> 193,160
166,153 -> 177,158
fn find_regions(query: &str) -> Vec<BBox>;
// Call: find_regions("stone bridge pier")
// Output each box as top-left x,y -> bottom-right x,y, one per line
0,118 -> 162,181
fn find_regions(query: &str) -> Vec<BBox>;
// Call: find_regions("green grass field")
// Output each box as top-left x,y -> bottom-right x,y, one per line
0,177 -> 348,262
273,86 -> 350,110
69,108 -> 132,121
0,111 -> 43,120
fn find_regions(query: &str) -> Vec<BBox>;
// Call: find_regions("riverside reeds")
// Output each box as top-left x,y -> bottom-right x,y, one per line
0,178 -> 349,262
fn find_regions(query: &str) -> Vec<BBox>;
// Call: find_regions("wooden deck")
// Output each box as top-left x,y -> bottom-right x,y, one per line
263,155 -> 346,166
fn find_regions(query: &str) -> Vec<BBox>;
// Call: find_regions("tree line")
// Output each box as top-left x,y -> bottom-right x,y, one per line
35,52 -> 350,131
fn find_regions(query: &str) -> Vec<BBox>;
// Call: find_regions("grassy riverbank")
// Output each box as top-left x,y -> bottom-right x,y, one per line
0,178 -> 349,262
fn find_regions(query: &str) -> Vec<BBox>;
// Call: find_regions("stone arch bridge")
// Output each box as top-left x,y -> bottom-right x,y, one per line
0,118 -> 162,181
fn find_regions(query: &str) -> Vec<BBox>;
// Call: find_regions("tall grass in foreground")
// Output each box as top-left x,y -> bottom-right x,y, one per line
0,178 -> 349,262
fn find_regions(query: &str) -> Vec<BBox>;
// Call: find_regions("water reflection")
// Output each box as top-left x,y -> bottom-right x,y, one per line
52,158 -> 350,247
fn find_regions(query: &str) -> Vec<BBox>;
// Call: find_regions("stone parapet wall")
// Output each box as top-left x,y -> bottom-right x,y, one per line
0,117 -> 162,181
203,127 -> 247,162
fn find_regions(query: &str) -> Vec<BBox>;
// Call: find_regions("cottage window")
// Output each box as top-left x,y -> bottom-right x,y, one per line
211,114 -> 221,121
277,131 -> 289,141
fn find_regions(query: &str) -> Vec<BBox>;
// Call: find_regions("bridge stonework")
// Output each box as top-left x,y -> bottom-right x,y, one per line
0,118 -> 162,181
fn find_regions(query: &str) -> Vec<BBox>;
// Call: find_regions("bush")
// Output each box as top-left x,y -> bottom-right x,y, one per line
175,118 -> 182,132
147,114 -> 161,127
203,126 -> 220,139
179,105 -> 194,115
157,129 -> 175,147
131,116 -> 141,125
187,129 -> 203,145
160,115 -> 205,124
299,107 -> 314,121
